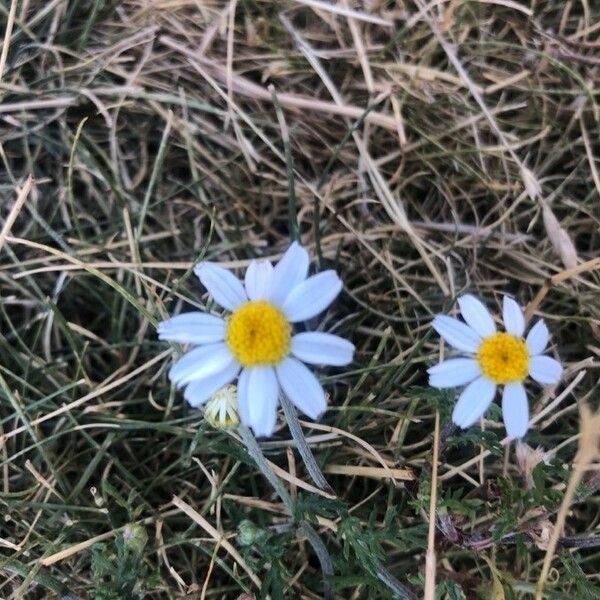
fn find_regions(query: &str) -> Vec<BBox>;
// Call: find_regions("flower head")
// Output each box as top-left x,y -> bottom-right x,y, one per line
157,242 -> 354,437
204,384 -> 240,429
428,294 -> 562,439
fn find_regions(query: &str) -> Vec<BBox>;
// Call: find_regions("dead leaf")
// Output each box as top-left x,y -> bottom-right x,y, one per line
542,202 -> 578,269
521,165 -> 541,200
515,441 -> 551,489
481,554 -> 506,600
530,519 -> 555,551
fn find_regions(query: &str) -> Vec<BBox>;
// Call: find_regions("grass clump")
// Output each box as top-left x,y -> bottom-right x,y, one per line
1,1 -> 600,598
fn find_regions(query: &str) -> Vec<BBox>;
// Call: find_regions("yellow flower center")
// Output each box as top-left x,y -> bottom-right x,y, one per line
225,301 -> 291,367
476,333 -> 529,384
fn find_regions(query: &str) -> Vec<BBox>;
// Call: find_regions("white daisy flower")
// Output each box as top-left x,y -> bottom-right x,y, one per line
157,242 -> 354,437
428,294 -> 562,439
204,384 -> 239,429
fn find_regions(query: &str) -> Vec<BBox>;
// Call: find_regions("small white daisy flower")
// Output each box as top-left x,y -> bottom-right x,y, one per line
428,294 -> 562,439
157,242 -> 354,437
204,384 -> 239,429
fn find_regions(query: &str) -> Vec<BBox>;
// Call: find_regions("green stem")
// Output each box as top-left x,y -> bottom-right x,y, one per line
300,522 -> 334,600
279,393 -> 332,493
238,424 -> 294,513
237,424 -> 335,599
270,86 -> 298,242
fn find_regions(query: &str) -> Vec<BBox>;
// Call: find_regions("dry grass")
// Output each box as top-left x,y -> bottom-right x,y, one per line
1,1 -> 600,598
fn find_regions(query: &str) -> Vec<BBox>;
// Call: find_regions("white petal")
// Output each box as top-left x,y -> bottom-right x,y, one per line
237,368 -> 251,426
503,296 -> 525,337
276,357 -> 326,420
183,361 -> 240,407
194,262 -> 247,311
268,242 -> 309,306
238,367 -> 279,437
291,332 -> 354,366
458,295 -> 496,337
427,358 -> 481,389
452,376 -> 496,428
529,355 -> 562,385
281,271 -> 342,323
157,312 -> 225,344
432,315 -> 481,353
168,343 -> 233,388
526,320 -> 549,356
502,383 -> 529,440
244,259 -> 273,301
